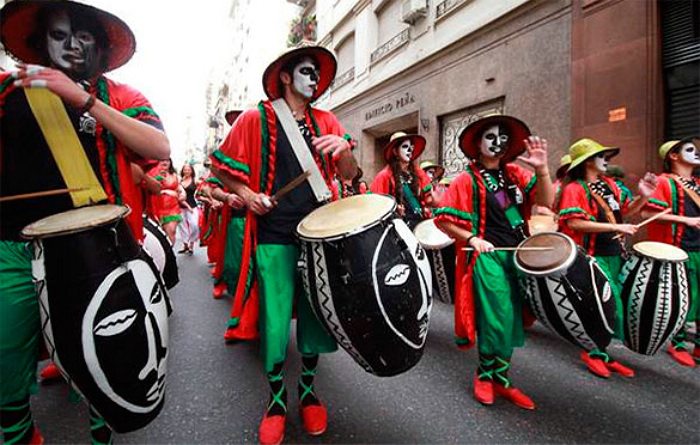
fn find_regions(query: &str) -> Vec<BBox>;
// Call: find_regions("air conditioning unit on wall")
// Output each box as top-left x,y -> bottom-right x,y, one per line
401,0 -> 428,25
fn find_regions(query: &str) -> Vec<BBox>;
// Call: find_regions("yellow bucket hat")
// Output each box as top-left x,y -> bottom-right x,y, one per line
567,138 -> 620,172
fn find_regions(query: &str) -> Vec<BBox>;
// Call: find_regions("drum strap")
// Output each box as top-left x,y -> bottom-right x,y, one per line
673,175 -> 700,209
24,89 -> 107,206
590,189 -> 618,225
270,99 -> 331,203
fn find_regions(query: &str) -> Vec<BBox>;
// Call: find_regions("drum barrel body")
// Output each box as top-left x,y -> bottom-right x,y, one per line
33,217 -> 169,432
620,252 -> 689,355
427,244 -> 455,304
300,218 -> 432,377
143,216 -> 179,289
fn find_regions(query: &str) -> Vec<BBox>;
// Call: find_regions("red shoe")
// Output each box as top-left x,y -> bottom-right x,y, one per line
494,384 -> 536,410
667,345 -> 696,367
258,413 -> 285,445
580,351 -> 610,378
299,403 -> 327,436
40,362 -> 62,382
606,360 -> 635,378
693,346 -> 700,361
30,426 -> 45,445
473,375 -> 494,405
212,282 -> 227,299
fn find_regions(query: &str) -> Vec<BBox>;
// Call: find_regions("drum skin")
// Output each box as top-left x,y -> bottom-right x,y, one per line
620,251 -> 689,355
143,216 -> 179,289
31,217 -> 169,433
520,246 -> 616,351
300,218 -> 432,377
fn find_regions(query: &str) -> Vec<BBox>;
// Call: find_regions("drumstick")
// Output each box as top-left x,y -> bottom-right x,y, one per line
461,246 -> 554,252
0,187 -> 89,203
612,208 -> 672,240
272,170 -> 311,202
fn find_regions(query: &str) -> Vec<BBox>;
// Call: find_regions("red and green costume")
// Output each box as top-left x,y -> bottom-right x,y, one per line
155,173 -> 182,225
370,165 -> 432,216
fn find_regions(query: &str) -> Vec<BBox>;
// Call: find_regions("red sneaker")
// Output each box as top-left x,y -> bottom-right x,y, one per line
258,413 -> 285,445
580,351 -> 610,378
39,362 -> 62,383
30,426 -> 44,445
667,345 -> 696,367
494,384 -> 536,410
606,360 -> 635,378
299,403 -> 327,436
473,375 -> 494,405
212,282 -> 227,299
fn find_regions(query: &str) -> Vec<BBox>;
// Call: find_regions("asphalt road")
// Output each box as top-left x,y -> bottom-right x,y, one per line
31,246 -> 699,444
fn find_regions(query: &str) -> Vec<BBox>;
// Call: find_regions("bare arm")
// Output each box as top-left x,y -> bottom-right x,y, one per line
211,165 -> 274,215
435,220 -> 494,253
566,218 -> 638,235
640,210 -> 700,228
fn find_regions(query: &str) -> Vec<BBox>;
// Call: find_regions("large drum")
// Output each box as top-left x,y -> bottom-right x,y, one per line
620,241 -> 689,355
413,219 -> 455,304
297,194 -> 433,377
22,205 -> 169,433
515,232 -> 616,351
143,216 -> 179,289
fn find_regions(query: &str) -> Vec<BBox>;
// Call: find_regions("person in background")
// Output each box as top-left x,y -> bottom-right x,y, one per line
177,163 -> 200,254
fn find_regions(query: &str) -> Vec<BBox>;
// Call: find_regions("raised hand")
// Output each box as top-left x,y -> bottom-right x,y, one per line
637,172 -> 658,198
518,136 -> 549,174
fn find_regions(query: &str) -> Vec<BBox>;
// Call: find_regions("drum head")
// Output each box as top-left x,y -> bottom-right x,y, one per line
516,232 -> 575,274
21,205 -> 130,239
297,194 -> 396,240
632,241 -> 688,262
413,219 -> 454,250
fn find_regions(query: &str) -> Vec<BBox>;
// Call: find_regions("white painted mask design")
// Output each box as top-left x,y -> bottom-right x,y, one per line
479,125 -> 509,158
46,11 -> 99,79
292,57 -> 319,99
594,153 -> 609,173
398,140 -> 414,162
680,142 -> 700,166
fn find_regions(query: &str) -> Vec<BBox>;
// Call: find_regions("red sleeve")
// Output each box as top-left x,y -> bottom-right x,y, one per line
433,172 -> 475,232
370,167 -> 394,195
108,79 -> 163,131
209,108 -> 261,186
558,181 -> 596,222
645,175 -> 672,212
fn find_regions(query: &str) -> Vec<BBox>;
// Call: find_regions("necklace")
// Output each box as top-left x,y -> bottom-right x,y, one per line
480,168 -> 505,192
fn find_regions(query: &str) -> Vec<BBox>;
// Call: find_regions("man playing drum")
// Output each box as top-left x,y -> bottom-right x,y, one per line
434,115 -> 553,410
209,46 -> 356,445
558,139 -> 657,378
642,138 -> 700,367
0,1 -> 169,443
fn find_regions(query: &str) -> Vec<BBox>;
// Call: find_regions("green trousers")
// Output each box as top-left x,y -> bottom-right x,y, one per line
0,241 -> 39,405
675,251 -> 700,347
472,251 -> 525,359
220,217 -> 245,289
256,244 -> 337,373
594,255 -> 624,340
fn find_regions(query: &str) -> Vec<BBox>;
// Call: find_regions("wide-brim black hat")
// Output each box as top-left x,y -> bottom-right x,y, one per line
458,115 -> 531,164
262,45 -> 336,102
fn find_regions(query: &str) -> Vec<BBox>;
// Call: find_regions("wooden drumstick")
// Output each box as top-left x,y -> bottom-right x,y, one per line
271,170 -> 311,202
462,246 -> 554,252
612,208 -> 672,240
0,187 -> 89,203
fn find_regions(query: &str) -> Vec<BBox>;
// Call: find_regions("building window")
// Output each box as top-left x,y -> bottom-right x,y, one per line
334,32 -> 356,89
439,98 -> 505,176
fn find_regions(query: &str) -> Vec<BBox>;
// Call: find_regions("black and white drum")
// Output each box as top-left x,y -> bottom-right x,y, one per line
22,205 -> 169,433
143,216 -> 179,289
297,194 -> 433,377
515,232 -> 616,351
620,241 -> 689,355
413,219 -> 455,304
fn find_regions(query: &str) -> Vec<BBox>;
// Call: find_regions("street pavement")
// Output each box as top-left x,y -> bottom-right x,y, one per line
32,246 -> 699,444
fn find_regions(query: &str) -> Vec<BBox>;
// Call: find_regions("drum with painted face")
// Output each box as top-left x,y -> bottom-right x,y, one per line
22,205 -> 169,433
515,232 -> 616,351
297,194 -> 433,376
413,218 -> 455,304
142,215 -> 179,289
620,241 -> 689,355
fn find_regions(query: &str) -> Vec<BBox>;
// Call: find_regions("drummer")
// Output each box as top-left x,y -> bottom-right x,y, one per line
642,138 -> 700,367
434,115 -> 553,410
558,138 -> 657,379
209,46 -> 356,445
0,1 -> 169,443
370,132 -> 434,229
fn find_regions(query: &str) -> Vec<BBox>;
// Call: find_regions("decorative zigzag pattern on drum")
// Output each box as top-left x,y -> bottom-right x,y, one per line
628,258 -> 651,352
310,242 -> 373,373
648,263 -> 672,354
523,277 -> 551,331
550,278 -> 596,351
672,265 -> 690,337
431,251 -> 451,304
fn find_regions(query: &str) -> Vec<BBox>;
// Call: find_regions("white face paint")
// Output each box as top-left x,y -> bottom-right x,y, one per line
593,153 -> 609,173
46,11 -> 99,78
291,57 -> 319,99
398,139 -> 414,162
425,169 -> 435,180
679,142 -> 700,166
479,125 -> 509,158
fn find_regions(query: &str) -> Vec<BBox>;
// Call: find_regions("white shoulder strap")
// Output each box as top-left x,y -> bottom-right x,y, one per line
271,98 -> 331,202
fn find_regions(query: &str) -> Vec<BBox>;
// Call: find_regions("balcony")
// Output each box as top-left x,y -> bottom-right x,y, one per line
332,67 -> 355,90
370,28 -> 410,66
